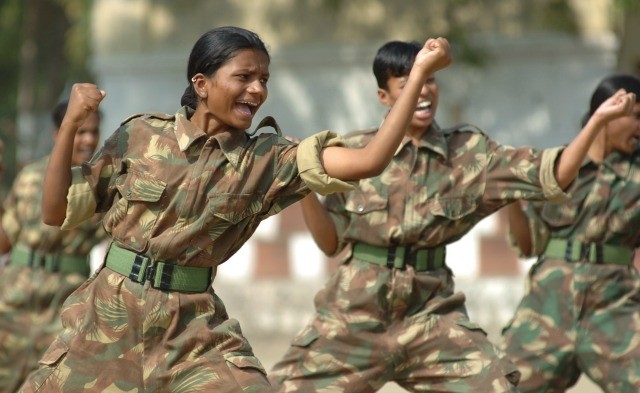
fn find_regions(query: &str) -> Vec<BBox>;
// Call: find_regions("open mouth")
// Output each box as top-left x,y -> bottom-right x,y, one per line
236,100 -> 259,118
414,100 -> 433,120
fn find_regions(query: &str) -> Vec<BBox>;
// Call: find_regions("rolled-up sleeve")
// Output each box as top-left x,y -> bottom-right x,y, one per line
61,166 -> 98,230
296,131 -> 357,195
539,146 -> 568,202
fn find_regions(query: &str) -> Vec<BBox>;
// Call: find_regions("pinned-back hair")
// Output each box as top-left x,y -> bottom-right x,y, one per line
373,41 -> 422,90
582,74 -> 640,127
180,26 -> 270,109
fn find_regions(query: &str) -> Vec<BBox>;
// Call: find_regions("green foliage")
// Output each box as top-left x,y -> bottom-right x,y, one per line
615,0 -> 640,10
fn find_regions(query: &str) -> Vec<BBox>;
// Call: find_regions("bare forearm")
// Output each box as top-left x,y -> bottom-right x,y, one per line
300,193 -> 338,255
507,202 -> 532,256
42,126 -> 75,226
554,116 -> 604,189
321,69 -> 431,181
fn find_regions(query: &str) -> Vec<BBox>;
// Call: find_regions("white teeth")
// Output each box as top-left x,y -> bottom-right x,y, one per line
239,101 -> 257,107
416,101 -> 431,110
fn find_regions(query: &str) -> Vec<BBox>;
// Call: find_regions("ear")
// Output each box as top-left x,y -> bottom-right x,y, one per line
377,88 -> 392,107
191,73 -> 208,98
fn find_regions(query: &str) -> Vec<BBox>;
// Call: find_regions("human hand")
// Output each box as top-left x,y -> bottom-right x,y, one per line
592,89 -> 636,125
63,83 -> 106,129
414,37 -> 452,75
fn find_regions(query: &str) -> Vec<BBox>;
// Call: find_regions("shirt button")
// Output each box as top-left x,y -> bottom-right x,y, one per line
126,190 -> 132,197
357,204 -> 364,212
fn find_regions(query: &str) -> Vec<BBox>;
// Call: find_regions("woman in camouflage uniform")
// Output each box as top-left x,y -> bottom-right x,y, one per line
503,75 -> 640,392
0,102 -> 106,392
268,42 -> 636,393
19,27 -> 452,392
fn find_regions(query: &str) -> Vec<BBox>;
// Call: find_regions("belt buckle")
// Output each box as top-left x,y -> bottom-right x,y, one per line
129,254 -> 151,284
386,245 -> 397,269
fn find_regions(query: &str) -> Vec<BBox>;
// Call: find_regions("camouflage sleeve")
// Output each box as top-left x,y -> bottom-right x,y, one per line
484,138 -> 568,204
296,131 -> 357,195
324,191 -> 351,256
1,179 -> 21,244
62,128 -> 123,230
506,200 -> 550,257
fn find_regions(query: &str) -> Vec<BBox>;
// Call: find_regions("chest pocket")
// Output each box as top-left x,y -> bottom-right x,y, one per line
540,202 -> 577,228
116,171 -> 166,203
344,191 -> 388,215
109,171 -> 166,251
208,193 -> 263,224
428,194 -> 478,220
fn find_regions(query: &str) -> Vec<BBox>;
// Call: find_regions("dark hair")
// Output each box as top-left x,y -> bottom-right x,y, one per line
582,74 -> 640,126
180,26 -> 270,109
51,100 -> 102,130
52,100 -> 69,129
373,41 -> 422,90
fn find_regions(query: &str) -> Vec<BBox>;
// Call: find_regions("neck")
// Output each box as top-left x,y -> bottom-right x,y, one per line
191,108 -> 227,136
587,127 -> 609,163
406,124 -> 431,144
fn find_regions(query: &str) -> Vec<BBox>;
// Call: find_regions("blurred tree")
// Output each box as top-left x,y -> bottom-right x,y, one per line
615,0 -> 640,74
0,0 -> 93,193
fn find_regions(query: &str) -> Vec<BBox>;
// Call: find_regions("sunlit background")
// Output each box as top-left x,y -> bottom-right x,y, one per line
2,1 -> 639,391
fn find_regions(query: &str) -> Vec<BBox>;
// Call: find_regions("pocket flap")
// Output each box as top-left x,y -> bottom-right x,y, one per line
39,337 -> 69,367
225,354 -> 267,375
116,172 -> 166,202
428,195 -> 478,219
345,192 -> 387,215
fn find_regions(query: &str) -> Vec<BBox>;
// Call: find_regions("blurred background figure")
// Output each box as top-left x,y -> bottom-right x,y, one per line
0,101 -> 106,392
503,74 -> 640,393
1,1 -> 639,392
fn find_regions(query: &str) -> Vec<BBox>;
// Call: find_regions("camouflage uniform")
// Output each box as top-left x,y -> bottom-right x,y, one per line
269,124 -> 567,393
19,107 -> 352,393
501,151 -> 640,392
0,156 -> 106,392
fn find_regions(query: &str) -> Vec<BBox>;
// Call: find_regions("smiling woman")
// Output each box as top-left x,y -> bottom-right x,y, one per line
21,26 -> 453,392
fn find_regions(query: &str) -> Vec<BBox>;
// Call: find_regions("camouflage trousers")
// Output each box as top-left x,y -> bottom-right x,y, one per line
269,258 -> 520,392
501,258 -> 640,392
19,266 -> 273,393
0,265 -> 86,392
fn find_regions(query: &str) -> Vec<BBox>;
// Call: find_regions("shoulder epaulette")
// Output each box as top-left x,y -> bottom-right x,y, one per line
441,123 -> 487,136
120,112 -> 174,126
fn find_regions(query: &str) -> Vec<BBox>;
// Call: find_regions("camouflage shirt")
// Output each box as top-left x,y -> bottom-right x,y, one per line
510,151 -> 640,256
2,156 -> 105,256
63,106 -> 351,269
326,124 -> 566,254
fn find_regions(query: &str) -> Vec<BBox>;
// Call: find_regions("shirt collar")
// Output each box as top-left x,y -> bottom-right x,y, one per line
584,150 -> 632,179
602,151 -> 632,179
391,121 -> 449,159
173,106 -> 247,169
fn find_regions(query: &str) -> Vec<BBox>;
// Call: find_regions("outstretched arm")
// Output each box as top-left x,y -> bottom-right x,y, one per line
42,83 -> 105,226
321,37 -> 453,181
555,89 -> 636,188
507,201 -> 532,256
0,142 -> 11,254
300,193 -> 338,255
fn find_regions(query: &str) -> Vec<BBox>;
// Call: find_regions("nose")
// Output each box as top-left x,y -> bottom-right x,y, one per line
420,82 -> 431,98
247,79 -> 266,96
